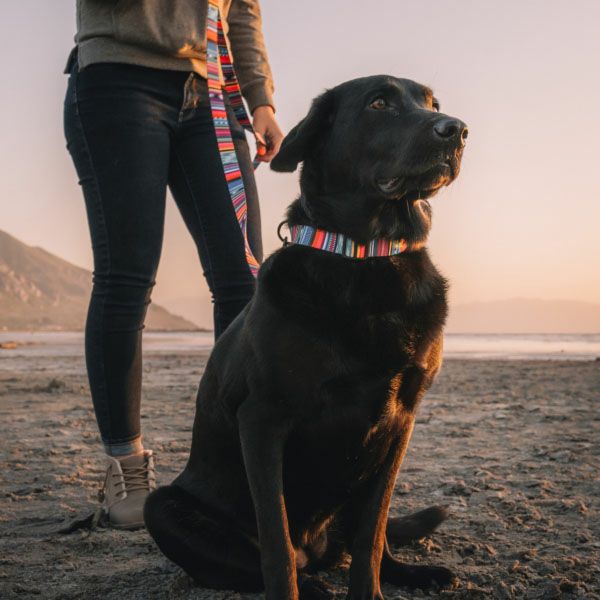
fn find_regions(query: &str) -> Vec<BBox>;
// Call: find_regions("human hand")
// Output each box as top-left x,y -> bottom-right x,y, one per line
252,105 -> 284,163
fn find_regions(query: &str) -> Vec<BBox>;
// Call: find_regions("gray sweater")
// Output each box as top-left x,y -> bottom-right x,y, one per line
71,0 -> 275,112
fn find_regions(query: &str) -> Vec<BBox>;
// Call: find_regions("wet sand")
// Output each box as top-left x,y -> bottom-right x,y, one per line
0,350 -> 598,599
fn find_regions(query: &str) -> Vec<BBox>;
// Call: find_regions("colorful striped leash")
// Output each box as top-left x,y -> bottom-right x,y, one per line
206,0 -> 261,277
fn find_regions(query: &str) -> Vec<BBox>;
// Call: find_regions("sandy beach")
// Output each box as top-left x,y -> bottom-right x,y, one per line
0,345 -> 598,599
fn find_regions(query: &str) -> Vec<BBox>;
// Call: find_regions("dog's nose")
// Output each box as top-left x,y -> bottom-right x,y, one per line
433,118 -> 468,145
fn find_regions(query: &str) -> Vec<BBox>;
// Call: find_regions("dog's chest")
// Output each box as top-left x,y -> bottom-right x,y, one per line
284,369 -> 410,486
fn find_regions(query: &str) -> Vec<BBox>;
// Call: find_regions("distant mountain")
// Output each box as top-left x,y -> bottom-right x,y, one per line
162,295 -> 600,335
446,298 -> 600,334
3,228 -> 596,334
0,229 -> 200,331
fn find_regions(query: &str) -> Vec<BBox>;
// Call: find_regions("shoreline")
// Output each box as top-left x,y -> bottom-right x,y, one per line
2,330 -> 599,363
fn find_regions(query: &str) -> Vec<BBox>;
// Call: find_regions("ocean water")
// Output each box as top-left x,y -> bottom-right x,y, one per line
0,331 -> 599,361
442,333 -> 599,360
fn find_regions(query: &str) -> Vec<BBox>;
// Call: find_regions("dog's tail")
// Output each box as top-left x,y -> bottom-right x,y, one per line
386,505 -> 449,546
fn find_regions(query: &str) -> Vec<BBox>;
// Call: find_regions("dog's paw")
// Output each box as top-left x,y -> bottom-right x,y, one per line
298,574 -> 335,599
413,565 -> 457,590
382,560 -> 457,590
345,588 -> 384,600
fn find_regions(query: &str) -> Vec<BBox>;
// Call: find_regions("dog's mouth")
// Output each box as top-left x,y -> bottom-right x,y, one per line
377,158 -> 458,201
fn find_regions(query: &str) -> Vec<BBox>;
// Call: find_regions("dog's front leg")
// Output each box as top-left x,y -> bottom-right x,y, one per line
238,401 -> 298,600
347,422 -> 415,600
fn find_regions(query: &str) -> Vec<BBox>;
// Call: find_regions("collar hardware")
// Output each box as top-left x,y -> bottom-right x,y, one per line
277,220 -> 289,246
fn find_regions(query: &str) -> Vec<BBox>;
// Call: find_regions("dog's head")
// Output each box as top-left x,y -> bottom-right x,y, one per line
271,75 -> 468,245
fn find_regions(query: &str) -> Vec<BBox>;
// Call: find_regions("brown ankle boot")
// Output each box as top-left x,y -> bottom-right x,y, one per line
99,450 -> 156,529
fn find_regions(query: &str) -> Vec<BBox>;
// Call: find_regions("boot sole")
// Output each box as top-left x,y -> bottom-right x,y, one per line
109,520 -> 146,531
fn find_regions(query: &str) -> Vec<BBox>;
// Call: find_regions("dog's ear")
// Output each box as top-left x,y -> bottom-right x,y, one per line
271,90 -> 335,173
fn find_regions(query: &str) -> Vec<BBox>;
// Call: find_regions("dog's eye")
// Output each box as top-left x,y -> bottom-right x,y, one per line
369,98 -> 387,110
432,99 -> 440,112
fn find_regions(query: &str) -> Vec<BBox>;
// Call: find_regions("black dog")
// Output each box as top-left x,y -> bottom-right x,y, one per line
145,75 -> 468,600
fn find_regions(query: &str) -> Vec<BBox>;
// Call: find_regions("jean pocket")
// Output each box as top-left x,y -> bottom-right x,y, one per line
64,70 -> 79,111
224,99 -> 248,141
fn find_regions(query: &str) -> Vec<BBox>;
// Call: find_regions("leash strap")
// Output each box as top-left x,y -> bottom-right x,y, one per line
290,224 -> 408,258
206,0 -> 260,277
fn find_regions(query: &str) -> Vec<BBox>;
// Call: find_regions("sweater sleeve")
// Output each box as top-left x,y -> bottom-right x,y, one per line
226,0 -> 275,113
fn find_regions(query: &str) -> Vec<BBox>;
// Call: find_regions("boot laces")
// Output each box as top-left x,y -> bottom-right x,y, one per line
112,460 -> 155,499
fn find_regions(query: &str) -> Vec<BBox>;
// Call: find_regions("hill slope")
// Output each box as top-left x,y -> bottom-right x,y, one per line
0,229 -> 199,331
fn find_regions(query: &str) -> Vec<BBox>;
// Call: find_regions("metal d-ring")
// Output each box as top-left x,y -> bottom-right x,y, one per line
276,220 -> 289,246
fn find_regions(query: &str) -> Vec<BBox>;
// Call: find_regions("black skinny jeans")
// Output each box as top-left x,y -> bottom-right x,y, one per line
64,63 -> 262,450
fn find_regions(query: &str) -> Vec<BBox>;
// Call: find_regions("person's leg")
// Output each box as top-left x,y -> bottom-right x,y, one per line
167,76 -> 263,338
63,63 -> 184,527
64,63 -> 179,454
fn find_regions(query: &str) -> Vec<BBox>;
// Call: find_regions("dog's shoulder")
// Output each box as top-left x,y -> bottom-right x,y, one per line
259,244 -> 445,304
255,245 -> 447,343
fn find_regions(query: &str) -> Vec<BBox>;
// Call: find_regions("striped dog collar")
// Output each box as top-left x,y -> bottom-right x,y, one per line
289,224 -> 408,258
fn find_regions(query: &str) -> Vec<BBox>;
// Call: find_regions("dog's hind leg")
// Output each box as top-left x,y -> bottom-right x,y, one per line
144,485 -> 263,591
145,485 -> 335,598
386,505 -> 448,546
380,538 -> 456,590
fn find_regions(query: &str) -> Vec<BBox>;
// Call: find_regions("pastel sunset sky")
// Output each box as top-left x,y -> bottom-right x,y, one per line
1,1 -> 598,326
